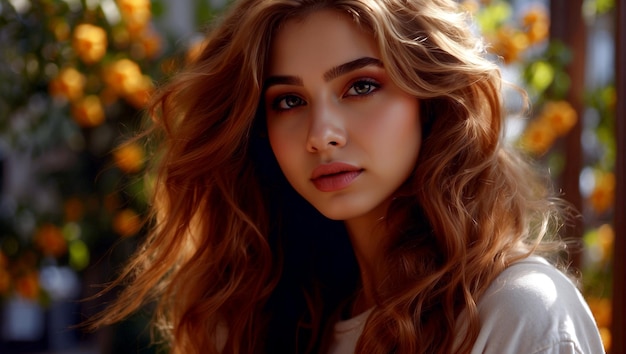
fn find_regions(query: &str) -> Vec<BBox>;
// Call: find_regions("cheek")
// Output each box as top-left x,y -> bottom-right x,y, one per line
267,124 -> 300,177
362,98 -> 421,147
372,99 -> 422,176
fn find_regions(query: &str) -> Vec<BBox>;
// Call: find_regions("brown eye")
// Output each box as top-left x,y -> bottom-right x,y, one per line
346,79 -> 380,96
274,95 -> 306,111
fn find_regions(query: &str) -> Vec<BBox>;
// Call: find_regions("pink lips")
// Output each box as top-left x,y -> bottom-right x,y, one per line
310,162 -> 363,192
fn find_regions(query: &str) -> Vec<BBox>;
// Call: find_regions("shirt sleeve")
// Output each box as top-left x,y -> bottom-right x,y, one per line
469,257 -> 605,354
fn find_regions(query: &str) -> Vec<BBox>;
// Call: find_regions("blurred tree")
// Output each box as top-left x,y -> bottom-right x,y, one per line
0,0 -> 173,352
465,0 -> 616,351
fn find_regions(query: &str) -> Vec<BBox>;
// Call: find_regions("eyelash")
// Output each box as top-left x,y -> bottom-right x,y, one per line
345,79 -> 381,97
270,78 -> 382,113
272,94 -> 305,112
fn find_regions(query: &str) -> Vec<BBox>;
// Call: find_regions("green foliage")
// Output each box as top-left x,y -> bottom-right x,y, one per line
475,0 -> 512,34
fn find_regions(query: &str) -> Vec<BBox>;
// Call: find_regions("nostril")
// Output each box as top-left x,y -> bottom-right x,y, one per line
329,141 -> 338,146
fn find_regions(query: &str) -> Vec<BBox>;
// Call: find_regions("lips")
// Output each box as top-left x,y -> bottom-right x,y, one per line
310,162 -> 363,192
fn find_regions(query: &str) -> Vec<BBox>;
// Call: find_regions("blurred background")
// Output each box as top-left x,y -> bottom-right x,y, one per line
0,0 -> 621,353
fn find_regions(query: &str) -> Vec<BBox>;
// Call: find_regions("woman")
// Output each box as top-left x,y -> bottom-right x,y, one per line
90,0 -> 605,353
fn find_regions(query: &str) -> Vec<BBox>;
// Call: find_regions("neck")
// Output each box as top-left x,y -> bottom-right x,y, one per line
344,207 -> 390,315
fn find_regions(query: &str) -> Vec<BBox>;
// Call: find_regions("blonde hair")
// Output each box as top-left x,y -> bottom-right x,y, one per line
89,0 -> 567,353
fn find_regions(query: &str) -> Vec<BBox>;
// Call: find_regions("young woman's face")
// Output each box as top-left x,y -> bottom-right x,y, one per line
265,10 -> 422,222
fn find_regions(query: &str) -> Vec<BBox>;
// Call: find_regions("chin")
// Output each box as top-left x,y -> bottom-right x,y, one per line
312,203 -> 377,222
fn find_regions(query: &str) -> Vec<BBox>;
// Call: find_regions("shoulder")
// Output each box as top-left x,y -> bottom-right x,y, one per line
470,256 -> 605,354
479,256 -> 582,315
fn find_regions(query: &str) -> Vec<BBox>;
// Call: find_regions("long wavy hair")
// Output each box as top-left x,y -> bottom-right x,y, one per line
89,0 -> 568,353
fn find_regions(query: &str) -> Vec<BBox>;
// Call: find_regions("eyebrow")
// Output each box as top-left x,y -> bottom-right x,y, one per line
264,56 -> 383,89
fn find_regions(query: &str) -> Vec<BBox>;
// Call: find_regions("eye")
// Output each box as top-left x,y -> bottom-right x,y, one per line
273,94 -> 306,111
345,79 -> 380,97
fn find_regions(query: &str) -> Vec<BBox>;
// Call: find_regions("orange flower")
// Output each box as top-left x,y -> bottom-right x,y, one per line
118,0 -> 151,33
519,100 -> 578,156
589,172 -> 615,214
15,272 -> 40,300
113,209 -> 142,237
599,327 -> 612,353
104,59 -> 144,96
73,24 -> 108,64
72,95 -> 106,127
35,224 -> 67,258
125,75 -> 154,108
539,101 -> 577,136
597,224 -> 614,263
103,59 -> 153,107
519,119 -> 556,156
490,26 -> 529,64
113,142 -> 144,173
523,7 -> 549,44
49,67 -> 86,101
138,27 -> 163,59
64,197 -> 85,222
587,297 -> 612,328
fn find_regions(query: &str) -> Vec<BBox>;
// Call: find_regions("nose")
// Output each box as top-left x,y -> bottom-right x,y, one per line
306,104 -> 347,153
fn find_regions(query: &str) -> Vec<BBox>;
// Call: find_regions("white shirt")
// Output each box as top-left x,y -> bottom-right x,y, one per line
327,256 -> 605,353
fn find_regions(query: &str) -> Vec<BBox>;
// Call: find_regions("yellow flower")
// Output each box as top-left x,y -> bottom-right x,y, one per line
539,101 -> 577,136
49,67 -> 86,102
15,272 -> 40,300
35,224 -> 67,258
113,209 -> 142,237
73,24 -> 108,64
72,95 -> 106,127
113,142 -> 144,173
520,119 -> 556,156
589,172 -> 615,214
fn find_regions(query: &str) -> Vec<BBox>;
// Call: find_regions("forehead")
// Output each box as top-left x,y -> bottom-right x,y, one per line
268,9 -> 380,75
